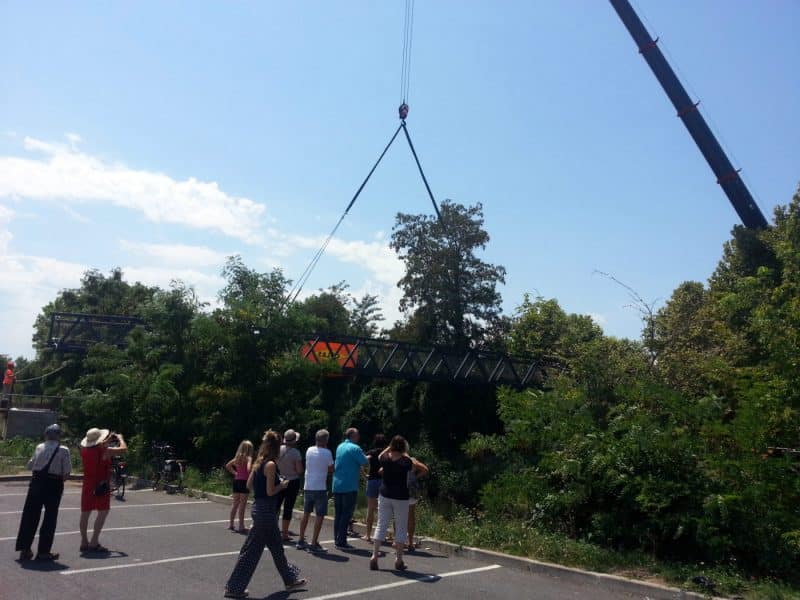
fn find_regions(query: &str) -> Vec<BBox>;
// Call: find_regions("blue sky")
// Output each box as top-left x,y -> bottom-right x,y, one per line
1,1 -> 798,359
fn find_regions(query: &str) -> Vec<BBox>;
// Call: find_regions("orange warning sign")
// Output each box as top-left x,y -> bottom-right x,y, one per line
301,341 -> 358,369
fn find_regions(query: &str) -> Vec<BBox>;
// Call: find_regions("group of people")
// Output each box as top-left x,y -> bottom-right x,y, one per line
15,424 -> 127,561
222,427 -> 428,598
13,423 -> 429,600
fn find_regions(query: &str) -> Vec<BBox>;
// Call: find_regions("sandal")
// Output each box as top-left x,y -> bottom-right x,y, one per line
223,590 -> 249,599
88,544 -> 109,553
285,578 -> 307,591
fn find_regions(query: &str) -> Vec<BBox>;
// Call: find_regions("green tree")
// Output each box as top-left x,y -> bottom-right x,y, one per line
390,201 -> 506,349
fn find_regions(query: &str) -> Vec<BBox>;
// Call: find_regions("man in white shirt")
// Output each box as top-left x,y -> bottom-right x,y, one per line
15,424 -> 71,561
296,429 -> 334,553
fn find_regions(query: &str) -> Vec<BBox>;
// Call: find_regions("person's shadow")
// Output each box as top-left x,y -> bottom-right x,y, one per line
308,551 -> 348,563
79,550 -> 129,560
18,559 -> 69,572
260,586 -> 308,600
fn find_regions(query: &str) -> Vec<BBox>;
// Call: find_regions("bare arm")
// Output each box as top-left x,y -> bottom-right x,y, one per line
246,464 -> 255,491
225,458 -> 238,476
266,461 -> 289,497
412,458 -> 429,478
106,434 -> 127,456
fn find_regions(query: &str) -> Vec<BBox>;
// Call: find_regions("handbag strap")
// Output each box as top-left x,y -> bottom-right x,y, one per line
36,445 -> 60,475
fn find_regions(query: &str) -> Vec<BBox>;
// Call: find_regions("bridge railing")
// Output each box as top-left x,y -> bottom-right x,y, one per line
302,334 -> 563,389
0,394 -> 63,411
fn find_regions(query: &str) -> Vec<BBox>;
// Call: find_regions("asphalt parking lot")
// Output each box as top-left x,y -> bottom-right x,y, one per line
1,480 -> 659,600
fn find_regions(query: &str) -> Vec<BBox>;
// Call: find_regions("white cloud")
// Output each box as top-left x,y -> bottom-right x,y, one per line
120,240 -> 229,268
0,136 -> 267,243
588,312 -> 607,326
289,234 -> 404,287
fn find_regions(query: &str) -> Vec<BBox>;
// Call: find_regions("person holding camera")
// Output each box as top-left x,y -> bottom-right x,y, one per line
79,427 -> 127,553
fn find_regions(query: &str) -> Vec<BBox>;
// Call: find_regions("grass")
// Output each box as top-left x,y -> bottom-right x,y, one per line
0,436 -> 82,475
411,503 -> 800,600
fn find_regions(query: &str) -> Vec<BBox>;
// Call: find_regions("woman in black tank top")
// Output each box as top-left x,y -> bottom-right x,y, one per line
369,435 -> 414,572
225,431 -> 306,598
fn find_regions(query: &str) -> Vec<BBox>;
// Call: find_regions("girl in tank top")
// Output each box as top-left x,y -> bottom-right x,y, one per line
225,440 -> 254,532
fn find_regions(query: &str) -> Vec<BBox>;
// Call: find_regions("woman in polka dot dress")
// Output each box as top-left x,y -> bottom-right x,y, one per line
224,430 -> 307,598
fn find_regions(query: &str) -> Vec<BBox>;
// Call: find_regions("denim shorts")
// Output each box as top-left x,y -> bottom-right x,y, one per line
303,489 -> 328,516
366,478 -> 381,499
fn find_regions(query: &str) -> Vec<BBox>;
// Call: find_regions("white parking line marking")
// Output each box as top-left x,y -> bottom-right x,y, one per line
62,550 -> 238,573
0,489 -> 151,497
0,519 -> 243,542
62,539 -> 340,575
0,500 -> 210,515
303,565 -> 503,600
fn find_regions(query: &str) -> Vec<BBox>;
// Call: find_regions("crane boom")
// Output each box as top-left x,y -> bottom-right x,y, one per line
608,0 -> 768,229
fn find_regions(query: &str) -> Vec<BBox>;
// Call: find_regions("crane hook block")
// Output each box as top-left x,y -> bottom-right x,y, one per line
398,103 -> 409,120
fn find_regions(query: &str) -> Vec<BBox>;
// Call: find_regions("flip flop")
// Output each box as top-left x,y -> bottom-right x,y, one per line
88,544 -> 109,553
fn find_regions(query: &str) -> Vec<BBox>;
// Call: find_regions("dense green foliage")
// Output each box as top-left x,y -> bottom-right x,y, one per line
7,194 -> 800,585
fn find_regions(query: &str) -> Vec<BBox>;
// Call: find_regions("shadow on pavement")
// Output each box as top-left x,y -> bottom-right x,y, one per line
79,550 -> 129,560
306,551 -> 348,563
18,559 -> 69,572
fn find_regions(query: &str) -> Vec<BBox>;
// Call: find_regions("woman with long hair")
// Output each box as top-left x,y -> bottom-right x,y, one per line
369,435 -> 413,572
224,430 -> 306,598
225,440 -> 254,532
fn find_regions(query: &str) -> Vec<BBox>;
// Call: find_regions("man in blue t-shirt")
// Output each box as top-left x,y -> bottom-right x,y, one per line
332,427 -> 367,548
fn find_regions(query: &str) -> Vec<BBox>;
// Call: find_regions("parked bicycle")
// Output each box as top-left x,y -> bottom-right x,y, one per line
106,434 -> 127,500
110,454 -> 127,499
150,442 -> 186,493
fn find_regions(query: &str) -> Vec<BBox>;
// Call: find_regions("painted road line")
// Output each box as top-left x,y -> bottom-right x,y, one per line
61,539 -> 340,575
0,489 -> 152,497
0,500 -> 210,515
0,518 -> 246,542
292,565 -> 504,600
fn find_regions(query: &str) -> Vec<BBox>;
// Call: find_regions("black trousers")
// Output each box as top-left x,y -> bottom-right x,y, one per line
275,478 -> 301,521
15,476 -> 64,555
225,498 -> 300,594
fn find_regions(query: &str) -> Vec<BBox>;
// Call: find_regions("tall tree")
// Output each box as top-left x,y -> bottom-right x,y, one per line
349,293 -> 384,338
390,201 -> 506,349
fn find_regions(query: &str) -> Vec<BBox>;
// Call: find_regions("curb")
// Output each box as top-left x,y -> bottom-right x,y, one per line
0,473 -> 83,482
126,478 -> 723,600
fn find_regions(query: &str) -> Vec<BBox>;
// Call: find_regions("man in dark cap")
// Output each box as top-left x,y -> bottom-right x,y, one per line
15,424 -> 72,561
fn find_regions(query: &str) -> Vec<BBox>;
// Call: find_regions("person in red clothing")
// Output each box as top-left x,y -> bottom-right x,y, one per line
79,427 -> 127,553
2,360 -> 15,408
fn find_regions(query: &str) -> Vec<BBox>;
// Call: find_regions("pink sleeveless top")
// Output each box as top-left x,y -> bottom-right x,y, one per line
234,460 -> 249,481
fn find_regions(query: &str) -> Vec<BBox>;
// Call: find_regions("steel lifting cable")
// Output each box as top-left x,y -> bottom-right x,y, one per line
284,123 -> 404,305
284,0 -> 443,307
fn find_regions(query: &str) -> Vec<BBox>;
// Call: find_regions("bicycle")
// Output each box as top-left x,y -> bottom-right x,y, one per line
150,442 -> 186,494
106,434 -> 127,500
110,454 -> 127,500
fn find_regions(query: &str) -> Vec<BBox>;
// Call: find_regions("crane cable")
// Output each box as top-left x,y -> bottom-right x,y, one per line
283,0 -> 443,307
284,123 -> 404,306
400,0 -> 415,104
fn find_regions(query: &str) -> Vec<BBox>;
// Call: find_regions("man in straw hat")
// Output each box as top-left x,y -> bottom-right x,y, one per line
79,427 -> 127,553
15,424 -> 71,561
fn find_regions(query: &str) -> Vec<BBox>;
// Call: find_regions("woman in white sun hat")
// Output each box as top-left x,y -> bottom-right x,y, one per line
79,427 -> 127,553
